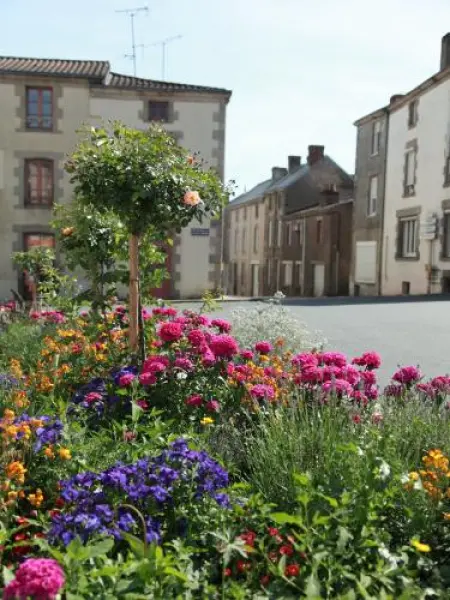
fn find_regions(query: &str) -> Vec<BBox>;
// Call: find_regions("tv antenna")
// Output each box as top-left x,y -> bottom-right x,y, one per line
116,5 -> 149,76
142,35 -> 183,80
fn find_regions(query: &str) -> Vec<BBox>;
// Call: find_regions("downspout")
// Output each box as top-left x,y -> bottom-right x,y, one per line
378,107 -> 390,296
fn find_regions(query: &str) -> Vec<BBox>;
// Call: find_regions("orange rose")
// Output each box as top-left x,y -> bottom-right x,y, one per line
61,227 -> 74,237
183,191 -> 201,206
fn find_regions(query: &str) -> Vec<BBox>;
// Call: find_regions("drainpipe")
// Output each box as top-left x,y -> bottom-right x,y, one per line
378,107 -> 390,296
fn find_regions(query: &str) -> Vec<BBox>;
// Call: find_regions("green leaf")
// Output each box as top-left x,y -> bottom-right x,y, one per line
305,570 -> 321,598
85,537 -> 114,559
121,531 -> 147,559
2,566 -> 14,585
164,566 -> 189,582
337,526 -> 353,552
270,512 -> 304,527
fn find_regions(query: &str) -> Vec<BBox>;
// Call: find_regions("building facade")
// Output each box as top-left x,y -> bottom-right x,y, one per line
382,34 -> 450,295
0,57 -> 231,301
226,146 -> 354,297
351,106 -> 389,296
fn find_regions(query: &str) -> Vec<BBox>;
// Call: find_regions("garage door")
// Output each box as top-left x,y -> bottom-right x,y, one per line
355,241 -> 377,284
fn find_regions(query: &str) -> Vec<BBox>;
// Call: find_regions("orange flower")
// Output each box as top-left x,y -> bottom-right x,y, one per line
61,227 -> 74,237
183,190 -> 202,206
6,461 -> 26,484
28,489 -> 44,508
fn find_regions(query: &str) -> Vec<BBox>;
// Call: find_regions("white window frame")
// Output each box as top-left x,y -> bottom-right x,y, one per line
405,150 -> 416,193
371,121 -> 381,155
367,175 -> 378,216
400,218 -> 418,258
268,221 -> 273,247
283,261 -> 293,286
277,220 -> 282,247
286,223 -> 292,246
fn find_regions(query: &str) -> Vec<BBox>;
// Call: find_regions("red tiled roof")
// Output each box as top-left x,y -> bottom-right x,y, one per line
107,72 -> 231,97
0,57 -> 110,79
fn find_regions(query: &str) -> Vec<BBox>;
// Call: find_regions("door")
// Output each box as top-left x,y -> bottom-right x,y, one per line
313,264 -> 325,297
22,233 -> 55,299
251,264 -> 259,297
150,243 -> 172,299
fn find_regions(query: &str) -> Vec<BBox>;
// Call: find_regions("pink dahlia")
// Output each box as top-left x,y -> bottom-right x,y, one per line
85,392 -> 103,404
384,384 -> 403,398
322,379 -> 353,397
142,355 -> 170,373
209,334 -> 239,359
201,348 -> 216,367
392,365 -> 421,385
158,322 -> 183,343
254,341 -> 273,355
322,365 -> 343,382
139,372 -> 157,386
292,352 -> 318,368
360,370 -> 377,386
340,364 -> 361,386
206,399 -> 220,412
352,351 -> 381,370
211,318 -> 232,333
4,558 -> 65,600
185,394 -> 203,407
187,329 -> 205,347
431,375 -> 450,393
240,349 -> 254,361
321,352 -> 347,367
250,384 -> 276,400
174,357 -> 194,371
119,373 -> 135,387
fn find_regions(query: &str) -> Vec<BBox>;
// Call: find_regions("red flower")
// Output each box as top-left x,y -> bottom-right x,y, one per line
268,527 -> 279,537
55,497 -> 65,508
285,564 -> 300,577
279,545 -> 294,556
206,400 -> 220,413
260,574 -> 270,586
158,322 -> 183,343
185,394 -> 203,407
240,530 -> 257,547
223,568 -> 232,577
236,560 -> 251,573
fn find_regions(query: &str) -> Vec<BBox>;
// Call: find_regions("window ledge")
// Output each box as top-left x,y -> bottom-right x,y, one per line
395,254 -> 420,262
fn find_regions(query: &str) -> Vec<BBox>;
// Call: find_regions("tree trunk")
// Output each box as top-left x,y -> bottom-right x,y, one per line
129,233 -> 140,353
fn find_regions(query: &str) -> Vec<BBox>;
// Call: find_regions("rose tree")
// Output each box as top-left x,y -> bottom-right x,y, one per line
65,122 -> 228,352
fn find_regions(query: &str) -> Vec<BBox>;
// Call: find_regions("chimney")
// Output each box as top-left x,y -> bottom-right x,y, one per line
390,93 -> 404,104
307,145 -> 325,166
272,167 -> 288,181
441,33 -> 450,70
288,155 -> 301,173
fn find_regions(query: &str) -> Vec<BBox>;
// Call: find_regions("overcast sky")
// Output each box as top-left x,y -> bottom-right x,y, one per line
1,0 -> 449,194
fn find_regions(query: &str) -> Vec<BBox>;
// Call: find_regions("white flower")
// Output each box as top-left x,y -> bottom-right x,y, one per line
176,372 -> 187,381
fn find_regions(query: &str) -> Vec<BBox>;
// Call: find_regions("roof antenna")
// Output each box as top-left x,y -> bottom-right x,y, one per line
138,35 -> 183,80
116,5 -> 149,77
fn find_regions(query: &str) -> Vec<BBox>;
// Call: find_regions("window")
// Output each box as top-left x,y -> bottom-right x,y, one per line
234,229 -> 238,253
286,223 -> 292,246
277,220 -> 282,246
404,150 -> 416,196
316,218 -> 323,244
241,228 -> 246,252
284,262 -> 293,286
371,120 -> 381,155
253,225 -> 258,253
268,221 -> 273,247
148,101 -> 170,122
255,204 -> 259,218
444,213 -> 450,257
24,233 -> 55,251
295,222 -> 302,246
296,262 -> 302,289
399,218 -> 418,258
26,87 -> 53,130
408,100 -> 418,128
24,159 -> 54,205
367,175 -> 378,216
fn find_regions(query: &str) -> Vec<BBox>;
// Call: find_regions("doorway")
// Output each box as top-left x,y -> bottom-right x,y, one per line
313,263 -> 325,297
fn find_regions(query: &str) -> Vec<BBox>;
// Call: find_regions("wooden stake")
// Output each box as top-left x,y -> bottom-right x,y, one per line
129,233 -> 140,353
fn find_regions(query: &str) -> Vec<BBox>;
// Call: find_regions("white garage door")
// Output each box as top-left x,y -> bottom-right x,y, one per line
355,241 -> 377,284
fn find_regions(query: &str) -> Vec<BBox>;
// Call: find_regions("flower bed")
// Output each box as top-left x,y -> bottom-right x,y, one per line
1,304 -> 450,598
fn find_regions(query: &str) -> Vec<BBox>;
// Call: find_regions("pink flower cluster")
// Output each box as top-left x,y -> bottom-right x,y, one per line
291,351 -> 380,404
185,394 -> 220,412
3,558 -> 65,599
30,310 -> 65,324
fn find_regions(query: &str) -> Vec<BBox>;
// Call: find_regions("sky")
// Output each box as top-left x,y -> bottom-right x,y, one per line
1,0 -> 450,196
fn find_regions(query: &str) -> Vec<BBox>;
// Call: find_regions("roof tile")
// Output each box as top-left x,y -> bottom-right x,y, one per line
0,57 -> 110,79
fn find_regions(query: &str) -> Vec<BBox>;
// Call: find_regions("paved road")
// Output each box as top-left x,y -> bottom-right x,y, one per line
174,299 -> 450,385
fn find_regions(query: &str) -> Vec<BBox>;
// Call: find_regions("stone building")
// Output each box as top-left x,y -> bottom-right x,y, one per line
0,56 -> 231,300
225,145 -> 354,297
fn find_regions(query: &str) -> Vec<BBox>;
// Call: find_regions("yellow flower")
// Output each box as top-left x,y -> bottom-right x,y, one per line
59,448 -> 72,460
44,446 -> 55,459
7,491 -> 18,501
28,488 -> 44,508
200,417 -> 214,426
411,539 -> 431,553
6,461 -> 26,484
3,409 -> 15,422
10,359 -> 23,379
